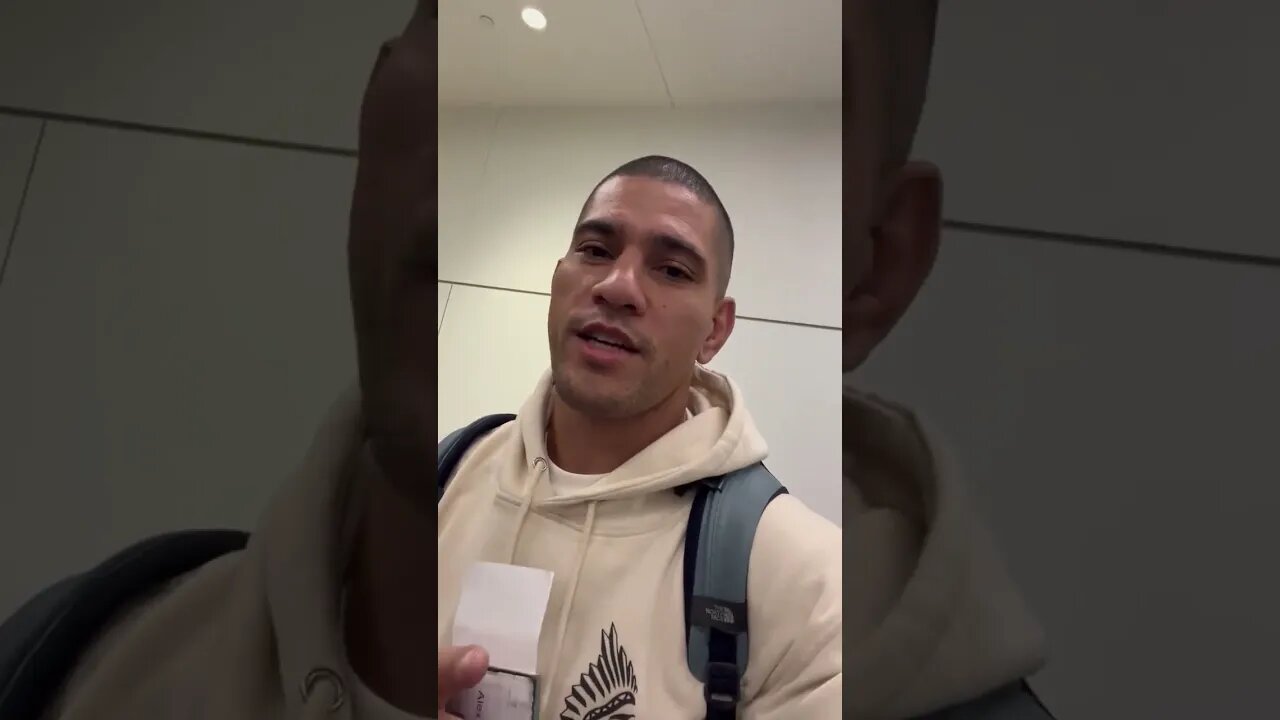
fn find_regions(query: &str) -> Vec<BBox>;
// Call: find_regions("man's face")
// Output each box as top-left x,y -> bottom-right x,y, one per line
547,176 -> 733,419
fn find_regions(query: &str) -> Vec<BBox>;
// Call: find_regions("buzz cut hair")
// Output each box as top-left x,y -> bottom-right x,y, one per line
579,155 -> 735,298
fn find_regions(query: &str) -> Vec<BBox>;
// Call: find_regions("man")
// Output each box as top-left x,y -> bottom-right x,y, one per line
840,1 -> 1054,718
434,150 -> 841,716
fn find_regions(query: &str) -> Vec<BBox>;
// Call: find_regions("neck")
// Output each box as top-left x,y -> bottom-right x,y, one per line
343,452 -> 435,715
548,384 -> 690,474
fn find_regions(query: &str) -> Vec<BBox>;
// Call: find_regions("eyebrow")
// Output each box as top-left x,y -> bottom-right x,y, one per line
653,233 -> 707,273
574,218 -> 618,239
575,219 -> 707,272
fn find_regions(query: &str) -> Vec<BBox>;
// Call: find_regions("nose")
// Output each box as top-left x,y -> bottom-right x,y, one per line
592,252 -> 647,315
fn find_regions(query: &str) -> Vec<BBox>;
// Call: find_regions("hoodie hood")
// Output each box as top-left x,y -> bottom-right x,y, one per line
843,380 -> 1047,718
501,365 -> 769,508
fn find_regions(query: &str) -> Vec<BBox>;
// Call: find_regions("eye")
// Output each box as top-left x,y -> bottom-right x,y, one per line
660,264 -> 693,281
576,242 -> 612,260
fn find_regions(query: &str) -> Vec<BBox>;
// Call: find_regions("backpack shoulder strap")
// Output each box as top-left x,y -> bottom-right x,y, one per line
437,414 -> 516,502
682,462 -> 786,720
0,529 -> 248,719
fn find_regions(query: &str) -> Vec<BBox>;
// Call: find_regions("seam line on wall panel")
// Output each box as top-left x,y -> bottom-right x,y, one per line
0,121 -> 46,291
0,106 -> 357,158
439,279 -> 840,331
944,219 -> 1280,270
633,0 -> 676,108
438,283 -> 454,336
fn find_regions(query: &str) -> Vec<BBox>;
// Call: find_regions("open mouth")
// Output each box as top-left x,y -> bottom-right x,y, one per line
574,322 -> 640,355
576,331 -> 638,353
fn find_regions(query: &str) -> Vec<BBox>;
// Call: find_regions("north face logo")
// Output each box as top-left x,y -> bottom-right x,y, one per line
705,604 -> 734,625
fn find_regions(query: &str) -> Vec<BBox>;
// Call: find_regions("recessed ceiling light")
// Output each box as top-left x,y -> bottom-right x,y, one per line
521,7 -> 547,31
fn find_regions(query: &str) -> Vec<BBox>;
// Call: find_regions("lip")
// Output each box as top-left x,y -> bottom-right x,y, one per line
572,333 -> 634,368
575,322 -> 640,354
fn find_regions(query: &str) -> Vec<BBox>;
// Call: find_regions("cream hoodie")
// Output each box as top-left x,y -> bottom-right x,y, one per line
843,381 -> 1047,718
437,366 -> 843,719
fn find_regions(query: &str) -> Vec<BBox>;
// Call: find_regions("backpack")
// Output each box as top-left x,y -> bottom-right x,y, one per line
0,415 -> 1056,720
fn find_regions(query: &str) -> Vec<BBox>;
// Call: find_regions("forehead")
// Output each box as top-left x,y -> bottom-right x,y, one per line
581,176 -> 718,244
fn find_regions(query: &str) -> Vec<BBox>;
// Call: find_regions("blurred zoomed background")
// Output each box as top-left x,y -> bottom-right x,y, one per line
0,2 -> 1277,719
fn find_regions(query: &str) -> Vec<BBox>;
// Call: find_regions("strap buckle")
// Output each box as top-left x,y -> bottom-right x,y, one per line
704,661 -> 741,711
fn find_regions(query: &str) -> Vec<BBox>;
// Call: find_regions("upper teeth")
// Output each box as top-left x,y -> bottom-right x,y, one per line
589,334 -> 624,348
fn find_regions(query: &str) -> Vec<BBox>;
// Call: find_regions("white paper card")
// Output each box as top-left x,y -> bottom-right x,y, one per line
452,562 -> 554,676
450,669 -> 537,720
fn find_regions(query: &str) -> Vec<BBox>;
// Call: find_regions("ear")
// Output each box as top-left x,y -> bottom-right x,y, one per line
844,161 -> 942,371
697,297 -> 737,365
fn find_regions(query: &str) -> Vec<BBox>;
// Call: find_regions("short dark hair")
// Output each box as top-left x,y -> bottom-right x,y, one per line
579,155 -> 735,297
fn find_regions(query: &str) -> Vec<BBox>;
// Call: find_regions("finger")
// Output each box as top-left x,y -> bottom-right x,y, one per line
438,645 -> 489,702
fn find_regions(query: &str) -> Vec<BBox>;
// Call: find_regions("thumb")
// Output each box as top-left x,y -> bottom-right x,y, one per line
438,645 -> 489,704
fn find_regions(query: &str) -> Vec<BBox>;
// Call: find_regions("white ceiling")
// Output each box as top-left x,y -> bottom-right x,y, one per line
439,0 -> 842,107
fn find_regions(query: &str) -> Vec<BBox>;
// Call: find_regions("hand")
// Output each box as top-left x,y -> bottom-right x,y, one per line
438,644 -> 489,719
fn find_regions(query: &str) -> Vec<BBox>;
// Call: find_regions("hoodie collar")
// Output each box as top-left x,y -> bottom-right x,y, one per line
506,366 -> 768,507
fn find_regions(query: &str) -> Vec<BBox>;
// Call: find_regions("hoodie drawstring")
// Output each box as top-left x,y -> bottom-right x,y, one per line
501,457 -> 602,710
541,500 -> 598,710
506,458 -> 547,562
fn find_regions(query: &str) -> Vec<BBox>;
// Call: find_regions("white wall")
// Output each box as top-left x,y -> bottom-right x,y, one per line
0,0 -> 410,148
439,105 -> 843,327
0,0 -> 411,621
437,105 -> 843,524
0,122 -> 359,617
916,3 -> 1280,262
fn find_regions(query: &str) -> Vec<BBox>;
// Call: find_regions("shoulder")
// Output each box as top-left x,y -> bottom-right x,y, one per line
38,550 -> 245,719
755,493 -> 840,565
740,494 -> 842,706
77,547 -> 242,654
749,494 -> 841,607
